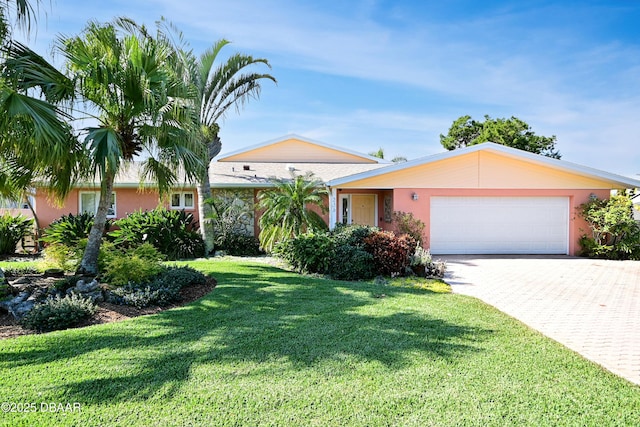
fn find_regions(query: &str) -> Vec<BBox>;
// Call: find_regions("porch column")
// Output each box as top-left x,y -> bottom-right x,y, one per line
328,187 -> 337,230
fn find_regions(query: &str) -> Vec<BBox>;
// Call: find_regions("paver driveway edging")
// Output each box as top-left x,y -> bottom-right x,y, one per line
443,255 -> 640,386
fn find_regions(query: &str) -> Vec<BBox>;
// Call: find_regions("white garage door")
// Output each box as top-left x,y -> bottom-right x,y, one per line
430,196 -> 569,254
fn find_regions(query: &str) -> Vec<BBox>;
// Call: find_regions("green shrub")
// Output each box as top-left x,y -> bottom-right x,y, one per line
217,232 -> 262,256
152,266 -> 207,289
108,266 -> 207,308
0,213 -> 34,255
578,194 -> 640,260
275,232 -> 334,273
328,244 -> 375,281
101,243 -> 165,286
40,243 -> 83,272
364,231 -> 417,277
392,211 -> 426,246
20,294 -> 96,332
41,212 -> 111,246
2,265 -> 40,276
109,208 -> 205,260
330,223 -> 377,248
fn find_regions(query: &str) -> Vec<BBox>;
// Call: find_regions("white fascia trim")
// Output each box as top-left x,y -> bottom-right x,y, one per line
217,133 -> 391,164
327,142 -> 640,188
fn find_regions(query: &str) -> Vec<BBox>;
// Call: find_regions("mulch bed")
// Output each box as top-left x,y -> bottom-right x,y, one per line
0,276 -> 217,340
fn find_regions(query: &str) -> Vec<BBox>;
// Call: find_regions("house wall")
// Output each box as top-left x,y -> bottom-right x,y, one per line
392,188 -> 609,256
34,187 -> 199,229
210,188 -> 255,235
340,151 -> 621,190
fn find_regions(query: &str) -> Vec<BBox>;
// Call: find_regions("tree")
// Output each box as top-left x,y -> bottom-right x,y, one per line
2,18 -> 204,275
578,194 -> 640,260
162,25 -> 275,254
369,147 -> 384,159
1,0 -> 83,232
440,115 -> 560,158
257,173 -> 328,252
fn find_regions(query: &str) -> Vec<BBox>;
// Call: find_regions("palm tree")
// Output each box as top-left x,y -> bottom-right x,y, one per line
2,18 -> 204,275
257,173 -> 328,252
165,27 -> 275,253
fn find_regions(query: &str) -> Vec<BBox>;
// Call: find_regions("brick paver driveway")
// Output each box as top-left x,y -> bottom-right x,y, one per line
443,255 -> 640,385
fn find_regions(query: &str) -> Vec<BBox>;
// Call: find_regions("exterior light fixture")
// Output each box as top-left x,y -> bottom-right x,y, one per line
412,192 -> 419,201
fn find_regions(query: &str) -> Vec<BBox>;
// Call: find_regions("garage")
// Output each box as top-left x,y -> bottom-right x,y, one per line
430,196 -> 569,254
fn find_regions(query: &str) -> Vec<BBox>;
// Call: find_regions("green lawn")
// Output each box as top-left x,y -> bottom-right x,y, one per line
0,259 -> 639,426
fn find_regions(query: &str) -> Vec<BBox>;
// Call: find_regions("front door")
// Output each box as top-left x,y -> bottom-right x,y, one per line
351,195 -> 376,226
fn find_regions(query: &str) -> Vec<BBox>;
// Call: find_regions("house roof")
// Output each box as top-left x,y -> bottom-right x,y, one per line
326,142 -> 640,189
217,134 -> 389,164
210,161 -> 387,188
75,163 -> 194,189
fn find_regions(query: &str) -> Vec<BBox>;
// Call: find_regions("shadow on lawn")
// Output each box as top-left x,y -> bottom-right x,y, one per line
0,263 -> 493,403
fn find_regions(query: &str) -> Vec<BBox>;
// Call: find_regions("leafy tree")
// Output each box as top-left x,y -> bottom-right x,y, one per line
257,172 -> 328,252
578,194 -> 640,260
369,147 -> 384,159
440,115 -> 560,158
2,18 -> 204,275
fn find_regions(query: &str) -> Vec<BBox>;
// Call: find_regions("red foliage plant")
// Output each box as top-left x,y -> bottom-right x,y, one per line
363,230 -> 417,276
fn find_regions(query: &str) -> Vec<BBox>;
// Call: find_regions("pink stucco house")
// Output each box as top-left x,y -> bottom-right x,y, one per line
5,134 -> 640,255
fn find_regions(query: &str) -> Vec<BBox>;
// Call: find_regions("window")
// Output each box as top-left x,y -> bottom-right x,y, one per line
80,192 -> 116,218
0,197 -> 31,209
170,192 -> 195,209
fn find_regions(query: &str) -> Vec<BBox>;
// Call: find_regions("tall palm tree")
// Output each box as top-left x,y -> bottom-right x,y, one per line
63,19 -> 204,274
166,28 -> 275,253
257,173 -> 328,252
2,18 -> 204,275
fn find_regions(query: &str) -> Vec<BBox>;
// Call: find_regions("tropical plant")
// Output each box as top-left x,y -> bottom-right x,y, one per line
41,212 -> 111,246
206,194 -> 262,255
1,0 -> 84,219
2,18 -> 205,275
109,208 -> 205,260
257,172 -> 329,252
159,23 -> 276,253
0,212 -> 33,254
578,194 -> 640,260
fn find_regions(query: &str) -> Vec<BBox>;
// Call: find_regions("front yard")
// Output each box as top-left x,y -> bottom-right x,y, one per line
0,259 -> 638,426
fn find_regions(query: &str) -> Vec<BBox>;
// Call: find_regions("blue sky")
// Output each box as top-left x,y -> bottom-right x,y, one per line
16,0 -> 640,176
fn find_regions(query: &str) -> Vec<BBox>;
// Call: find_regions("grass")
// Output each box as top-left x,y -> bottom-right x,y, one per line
0,259 -> 639,426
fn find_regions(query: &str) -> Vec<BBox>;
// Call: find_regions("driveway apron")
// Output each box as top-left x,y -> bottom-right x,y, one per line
443,255 -> 640,385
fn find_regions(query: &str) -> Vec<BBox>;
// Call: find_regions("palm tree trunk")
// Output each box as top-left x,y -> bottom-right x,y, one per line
25,196 -> 42,252
77,171 -> 115,276
197,166 -> 214,254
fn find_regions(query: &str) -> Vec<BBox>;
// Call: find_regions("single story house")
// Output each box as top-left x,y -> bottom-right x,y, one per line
4,134 -> 640,255
209,134 -> 640,256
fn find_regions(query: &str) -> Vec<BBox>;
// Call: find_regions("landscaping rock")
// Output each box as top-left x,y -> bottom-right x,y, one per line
76,279 -> 99,293
0,291 -> 32,319
0,268 -> 5,284
10,300 -> 35,319
43,268 -> 65,278
66,279 -> 104,302
84,290 -> 105,303
8,277 -> 37,294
